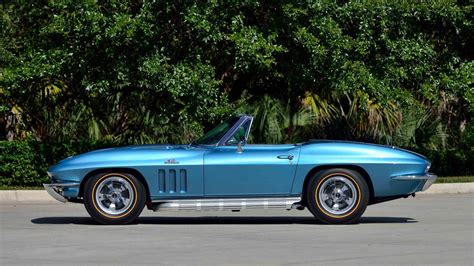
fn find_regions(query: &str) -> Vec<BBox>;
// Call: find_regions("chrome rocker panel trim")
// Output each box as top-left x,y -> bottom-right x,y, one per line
43,183 -> 80,203
392,173 -> 437,191
151,197 -> 302,211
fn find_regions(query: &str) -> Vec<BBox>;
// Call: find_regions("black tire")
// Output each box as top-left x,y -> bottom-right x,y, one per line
84,172 -> 146,225
306,168 -> 369,224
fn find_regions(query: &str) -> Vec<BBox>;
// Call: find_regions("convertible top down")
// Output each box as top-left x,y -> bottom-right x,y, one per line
45,114 -> 437,224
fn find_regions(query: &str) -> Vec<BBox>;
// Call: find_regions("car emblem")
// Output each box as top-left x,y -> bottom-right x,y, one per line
164,159 -> 179,164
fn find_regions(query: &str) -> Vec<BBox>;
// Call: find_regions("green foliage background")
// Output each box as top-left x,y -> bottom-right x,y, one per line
0,1 -> 473,186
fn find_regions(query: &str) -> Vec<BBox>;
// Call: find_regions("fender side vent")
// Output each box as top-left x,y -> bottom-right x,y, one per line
158,169 -> 166,193
158,169 -> 187,194
169,169 -> 176,193
180,169 -> 187,192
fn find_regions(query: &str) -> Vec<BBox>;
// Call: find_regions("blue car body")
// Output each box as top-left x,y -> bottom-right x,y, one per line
46,115 -> 435,205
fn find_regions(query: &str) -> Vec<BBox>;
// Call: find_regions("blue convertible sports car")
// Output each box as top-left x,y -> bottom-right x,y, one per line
45,114 -> 437,224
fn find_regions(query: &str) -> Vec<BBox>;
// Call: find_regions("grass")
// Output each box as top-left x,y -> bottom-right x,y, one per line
0,176 -> 473,190
0,185 -> 43,190
435,176 -> 474,183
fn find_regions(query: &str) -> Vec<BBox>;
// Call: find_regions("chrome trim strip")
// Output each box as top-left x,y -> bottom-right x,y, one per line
245,116 -> 253,141
421,173 -> 437,191
151,197 -> 302,211
43,183 -> 80,203
392,173 -> 438,191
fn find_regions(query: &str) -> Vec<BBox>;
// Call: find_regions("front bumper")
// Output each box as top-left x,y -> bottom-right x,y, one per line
43,183 -> 80,203
392,173 -> 438,191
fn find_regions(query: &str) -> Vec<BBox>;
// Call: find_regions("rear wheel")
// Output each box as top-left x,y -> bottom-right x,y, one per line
306,168 -> 369,224
84,172 -> 146,225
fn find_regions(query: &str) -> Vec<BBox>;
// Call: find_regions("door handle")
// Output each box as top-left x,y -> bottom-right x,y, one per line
277,155 -> 294,160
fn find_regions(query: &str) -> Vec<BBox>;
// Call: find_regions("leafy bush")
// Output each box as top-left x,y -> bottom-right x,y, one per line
0,140 -> 117,187
1,1 -> 471,145
423,149 -> 474,176
0,1 -> 472,183
1,139 -> 472,187
0,141 -> 46,187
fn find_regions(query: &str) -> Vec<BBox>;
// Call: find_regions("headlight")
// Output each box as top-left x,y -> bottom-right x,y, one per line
425,163 -> 431,173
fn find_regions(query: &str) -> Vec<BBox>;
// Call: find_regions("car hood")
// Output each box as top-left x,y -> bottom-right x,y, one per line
86,144 -> 190,153
50,144 -> 204,172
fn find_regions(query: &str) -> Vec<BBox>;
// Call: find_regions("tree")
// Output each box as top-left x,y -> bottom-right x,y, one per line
1,0 -> 472,150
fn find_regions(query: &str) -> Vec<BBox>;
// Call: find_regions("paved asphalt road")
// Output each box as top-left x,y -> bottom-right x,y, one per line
1,194 -> 473,265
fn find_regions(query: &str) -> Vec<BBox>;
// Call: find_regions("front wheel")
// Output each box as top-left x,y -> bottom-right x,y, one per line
306,168 -> 369,224
84,172 -> 146,225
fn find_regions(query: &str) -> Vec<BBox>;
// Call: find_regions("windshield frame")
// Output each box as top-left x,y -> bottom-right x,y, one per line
191,115 -> 253,146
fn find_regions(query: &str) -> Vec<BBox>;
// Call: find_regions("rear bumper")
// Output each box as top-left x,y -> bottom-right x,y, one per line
392,173 -> 437,191
43,183 -> 80,203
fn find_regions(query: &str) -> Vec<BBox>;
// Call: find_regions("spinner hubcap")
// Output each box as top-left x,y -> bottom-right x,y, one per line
318,176 -> 358,215
95,176 -> 135,216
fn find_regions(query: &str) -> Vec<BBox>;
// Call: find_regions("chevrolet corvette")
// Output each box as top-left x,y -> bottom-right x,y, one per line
44,115 -> 437,224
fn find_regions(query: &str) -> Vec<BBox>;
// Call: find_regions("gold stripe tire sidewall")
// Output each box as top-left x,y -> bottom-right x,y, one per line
306,168 -> 369,224
91,173 -> 138,219
84,172 -> 146,225
314,173 -> 361,219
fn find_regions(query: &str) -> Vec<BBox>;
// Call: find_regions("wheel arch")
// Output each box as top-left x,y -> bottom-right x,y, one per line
79,168 -> 151,203
301,165 -> 374,205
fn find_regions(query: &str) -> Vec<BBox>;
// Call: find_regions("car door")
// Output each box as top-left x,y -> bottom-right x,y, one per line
203,143 -> 300,196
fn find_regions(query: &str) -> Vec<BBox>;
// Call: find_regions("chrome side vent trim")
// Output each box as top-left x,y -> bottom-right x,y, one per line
158,170 -> 166,193
158,169 -> 187,194
179,169 -> 187,193
169,169 -> 176,193
151,197 -> 302,211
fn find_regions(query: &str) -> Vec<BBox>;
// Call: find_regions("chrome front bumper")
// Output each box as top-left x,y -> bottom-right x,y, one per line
392,173 -> 438,191
43,183 -> 80,203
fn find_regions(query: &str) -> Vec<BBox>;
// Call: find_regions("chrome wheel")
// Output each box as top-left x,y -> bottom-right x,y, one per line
318,176 -> 358,215
95,176 -> 135,216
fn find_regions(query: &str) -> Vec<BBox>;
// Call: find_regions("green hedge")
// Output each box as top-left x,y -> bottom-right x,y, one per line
423,149 -> 474,177
0,141 -> 46,187
0,140 -> 472,187
0,140 -> 117,187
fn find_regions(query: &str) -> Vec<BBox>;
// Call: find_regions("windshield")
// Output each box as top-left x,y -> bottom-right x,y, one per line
192,116 -> 240,145
226,120 -> 251,145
